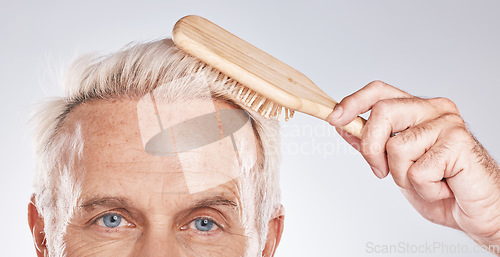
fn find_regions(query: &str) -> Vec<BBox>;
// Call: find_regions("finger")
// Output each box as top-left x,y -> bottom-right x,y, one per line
386,120 -> 441,189
327,80 -> 411,127
336,127 -> 384,178
406,127 -> 462,202
360,98 -> 442,178
408,148 -> 455,203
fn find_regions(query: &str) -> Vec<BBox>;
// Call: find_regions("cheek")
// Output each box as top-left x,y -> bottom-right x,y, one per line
176,231 -> 249,256
63,225 -> 139,257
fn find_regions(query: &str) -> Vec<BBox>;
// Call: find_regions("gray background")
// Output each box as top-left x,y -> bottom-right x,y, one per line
1,0 -> 499,256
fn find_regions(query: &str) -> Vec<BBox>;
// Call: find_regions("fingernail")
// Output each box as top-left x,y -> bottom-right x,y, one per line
371,167 -> 384,179
328,106 -> 343,125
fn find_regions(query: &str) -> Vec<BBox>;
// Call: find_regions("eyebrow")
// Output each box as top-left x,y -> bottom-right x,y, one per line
79,195 -> 238,211
192,196 -> 238,209
80,196 -> 132,211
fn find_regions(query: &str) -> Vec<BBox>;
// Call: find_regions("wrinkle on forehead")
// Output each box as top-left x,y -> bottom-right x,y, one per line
66,88 -> 258,197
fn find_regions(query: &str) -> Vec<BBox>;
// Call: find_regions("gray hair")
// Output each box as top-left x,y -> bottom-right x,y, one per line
31,38 -> 281,256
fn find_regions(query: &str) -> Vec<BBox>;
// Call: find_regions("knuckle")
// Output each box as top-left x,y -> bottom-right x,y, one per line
406,174 -> 439,202
407,167 -> 423,185
391,173 -> 411,189
440,113 -> 465,125
446,126 -> 471,142
386,137 -> 403,153
431,97 -> 459,114
367,80 -> 388,90
340,95 -> 356,108
371,99 -> 392,116
396,127 -> 421,145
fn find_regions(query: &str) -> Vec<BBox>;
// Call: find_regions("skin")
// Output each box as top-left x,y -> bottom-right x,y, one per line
28,99 -> 284,257
328,81 -> 500,255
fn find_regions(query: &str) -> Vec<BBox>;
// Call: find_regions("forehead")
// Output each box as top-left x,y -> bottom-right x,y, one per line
65,97 -> 258,195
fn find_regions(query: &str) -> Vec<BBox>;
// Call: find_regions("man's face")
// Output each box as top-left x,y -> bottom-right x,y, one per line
62,96 -> 260,256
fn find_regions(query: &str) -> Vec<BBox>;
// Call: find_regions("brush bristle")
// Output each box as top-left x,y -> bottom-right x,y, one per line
189,61 -> 295,121
229,83 -> 294,121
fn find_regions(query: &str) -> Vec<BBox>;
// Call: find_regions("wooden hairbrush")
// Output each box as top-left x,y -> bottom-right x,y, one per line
172,15 -> 366,139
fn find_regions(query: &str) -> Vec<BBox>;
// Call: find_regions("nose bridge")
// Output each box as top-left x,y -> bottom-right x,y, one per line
133,229 -> 186,257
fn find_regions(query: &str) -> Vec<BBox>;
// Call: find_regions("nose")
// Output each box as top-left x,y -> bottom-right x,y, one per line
133,231 -> 186,257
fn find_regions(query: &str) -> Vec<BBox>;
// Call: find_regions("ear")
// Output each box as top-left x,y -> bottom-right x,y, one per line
262,205 -> 285,257
28,195 -> 47,257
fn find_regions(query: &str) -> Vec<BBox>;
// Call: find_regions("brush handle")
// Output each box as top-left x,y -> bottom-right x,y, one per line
300,98 -> 366,139
306,100 -> 366,139
337,116 -> 366,140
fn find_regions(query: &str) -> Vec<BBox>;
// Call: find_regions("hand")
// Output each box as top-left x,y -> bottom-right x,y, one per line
327,81 -> 500,254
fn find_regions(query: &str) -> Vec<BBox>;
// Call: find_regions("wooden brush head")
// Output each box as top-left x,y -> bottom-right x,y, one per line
173,15 -> 337,119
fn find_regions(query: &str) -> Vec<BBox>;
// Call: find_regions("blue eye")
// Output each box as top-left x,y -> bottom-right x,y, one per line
99,214 -> 123,228
194,218 -> 216,232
